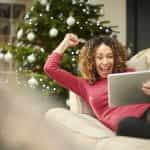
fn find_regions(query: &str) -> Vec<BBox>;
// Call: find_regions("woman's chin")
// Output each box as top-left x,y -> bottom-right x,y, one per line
100,74 -> 107,79
99,72 -> 110,79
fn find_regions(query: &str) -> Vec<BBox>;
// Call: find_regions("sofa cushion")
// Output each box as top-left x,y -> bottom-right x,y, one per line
127,48 -> 150,70
96,136 -> 150,150
46,108 -> 115,139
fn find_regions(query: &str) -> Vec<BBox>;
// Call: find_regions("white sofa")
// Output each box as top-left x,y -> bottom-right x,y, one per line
46,49 -> 150,150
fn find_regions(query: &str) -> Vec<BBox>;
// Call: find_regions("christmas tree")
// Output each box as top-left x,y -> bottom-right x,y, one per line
2,0 -> 117,100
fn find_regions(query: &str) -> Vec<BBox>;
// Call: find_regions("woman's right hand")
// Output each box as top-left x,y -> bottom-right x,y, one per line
62,33 -> 79,49
142,81 -> 150,96
54,33 -> 79,54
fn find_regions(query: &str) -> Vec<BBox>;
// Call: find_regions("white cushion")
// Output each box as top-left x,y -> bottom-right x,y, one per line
127,48 -> 150,70
46,108 -> 114,139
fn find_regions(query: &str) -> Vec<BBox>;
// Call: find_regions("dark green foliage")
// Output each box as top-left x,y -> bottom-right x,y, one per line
4,0 -> 117,99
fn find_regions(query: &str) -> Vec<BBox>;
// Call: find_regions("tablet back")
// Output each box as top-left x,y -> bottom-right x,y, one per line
108,71 -> 150,107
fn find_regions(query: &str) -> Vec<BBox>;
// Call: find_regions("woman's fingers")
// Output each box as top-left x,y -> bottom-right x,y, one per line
142,87 -> 150,96
142,81 -> 150,89
65,33 -> 79,46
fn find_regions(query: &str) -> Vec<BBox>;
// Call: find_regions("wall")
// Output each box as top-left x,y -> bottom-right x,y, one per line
89,0 -> 126,45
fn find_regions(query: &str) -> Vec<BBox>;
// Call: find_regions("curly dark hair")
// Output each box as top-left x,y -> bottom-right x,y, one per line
78,35 -> 127,84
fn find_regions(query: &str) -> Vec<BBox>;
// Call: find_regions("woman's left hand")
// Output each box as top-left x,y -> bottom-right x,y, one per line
142,81 -> 150,96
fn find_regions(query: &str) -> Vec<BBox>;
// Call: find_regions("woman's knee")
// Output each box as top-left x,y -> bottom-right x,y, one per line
116,117 -> 140,136
116,116 -> 150,138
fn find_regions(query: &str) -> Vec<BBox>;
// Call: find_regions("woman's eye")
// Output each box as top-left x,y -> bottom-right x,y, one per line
108,55 -> 113,58
96,56 -> 102,60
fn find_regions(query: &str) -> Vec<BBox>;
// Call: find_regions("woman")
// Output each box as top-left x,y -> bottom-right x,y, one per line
44,33 -> 150,138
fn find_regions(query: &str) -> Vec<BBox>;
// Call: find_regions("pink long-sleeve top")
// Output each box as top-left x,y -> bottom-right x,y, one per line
44,52 -> 150,131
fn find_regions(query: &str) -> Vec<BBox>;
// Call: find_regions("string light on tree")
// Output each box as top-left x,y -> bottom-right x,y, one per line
34,45 -> 40,50
53,87 -> 56,91
79,3 -> 83,7
30,6 -> 34,12
86,11 -> 90,15
58,13 -> 64,21
0,52 -> 4,60
99,25 -> 103,30
27,54 -> 36,63
50,16 -> 54,20
28,19 -> 33,25
40,48 -> 45,52
49,27 -> 58,37
72,0 -> 77,5
80,26 -> 83,30
42,84 -> 46,88
66,16 -> 76,26
39,0 -> 47,6
96,20 -> 100,26
39,78 -> 43,82
82,9 -> 86,12
28,77 -> 38,88
75,49 -> 80,55
46,4 -> 50,12
105,27 -> 112,34
76,21 -> 80,25
72,57 -> 76,62
105,28 -> 109,33
18,67 -> 22,72
17,29 -> 23,39
34,23 -> 38,27
46,86 -> 50,90
39,13 -> 43,17
23,60 -> 28,67
94,9 -> 97,13
71,51 -> 75,55
4,51 -> 13,63
24,13 -> 30,20
16,42 -> 23,47
46,0 -> 52,11
36,65 -> 40,69
27,32 -> 35,41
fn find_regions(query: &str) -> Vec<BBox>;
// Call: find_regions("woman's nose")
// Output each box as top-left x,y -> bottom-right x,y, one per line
102,58 -> 108,64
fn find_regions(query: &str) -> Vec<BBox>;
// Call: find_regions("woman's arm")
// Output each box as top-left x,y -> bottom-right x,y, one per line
44,34 -> 87,100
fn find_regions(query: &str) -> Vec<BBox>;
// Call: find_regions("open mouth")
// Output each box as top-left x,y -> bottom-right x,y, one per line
100,67 -> 112,74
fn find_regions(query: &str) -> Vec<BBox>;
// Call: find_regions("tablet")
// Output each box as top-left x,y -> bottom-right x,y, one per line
108,70 -> 150,107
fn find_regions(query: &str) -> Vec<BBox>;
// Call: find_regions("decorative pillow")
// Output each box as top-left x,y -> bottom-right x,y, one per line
127,48 -> 150,71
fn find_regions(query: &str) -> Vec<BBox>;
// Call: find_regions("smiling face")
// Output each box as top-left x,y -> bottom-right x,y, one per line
94,43 -> 114,79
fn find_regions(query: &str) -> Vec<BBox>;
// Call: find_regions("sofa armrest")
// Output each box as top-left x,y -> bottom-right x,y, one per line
68,91 -> 95,116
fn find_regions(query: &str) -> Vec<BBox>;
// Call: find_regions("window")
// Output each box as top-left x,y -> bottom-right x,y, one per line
0,1 -> 27,44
